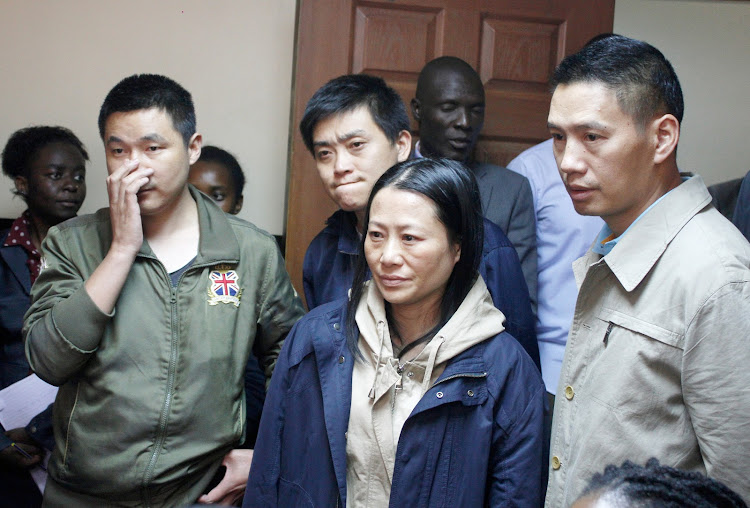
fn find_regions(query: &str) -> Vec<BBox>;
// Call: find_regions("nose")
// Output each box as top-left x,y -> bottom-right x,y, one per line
61,174 -> 82,192
379,237 -> 403,266
333,150 -> 353,176
455,108 -> 469,129
557,139 -> 586,177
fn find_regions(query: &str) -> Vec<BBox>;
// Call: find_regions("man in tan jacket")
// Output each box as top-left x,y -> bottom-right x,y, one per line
544,35 -> 750,506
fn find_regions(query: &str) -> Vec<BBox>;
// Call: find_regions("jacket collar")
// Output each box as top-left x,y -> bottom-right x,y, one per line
0,228 -> 32,294
575,176 -> 711,292
329,210 -> 360,256
311,305 -> 353,504
137,185 -> 241,265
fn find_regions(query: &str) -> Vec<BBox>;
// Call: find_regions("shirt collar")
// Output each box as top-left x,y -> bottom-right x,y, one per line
591,175 -> 711,292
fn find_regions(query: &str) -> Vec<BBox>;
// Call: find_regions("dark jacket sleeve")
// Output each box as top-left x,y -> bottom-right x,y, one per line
244,317 -> 300,507
488,356 -> 546,507
480,243 -> 540,371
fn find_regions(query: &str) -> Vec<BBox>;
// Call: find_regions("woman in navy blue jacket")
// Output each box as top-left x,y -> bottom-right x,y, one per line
1,126 -> 88,506
245,158 -> 545,507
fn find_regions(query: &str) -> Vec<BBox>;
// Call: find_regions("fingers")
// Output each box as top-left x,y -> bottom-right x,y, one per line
197,449 -> 252,505
0,443 -> 42,470
107,159 -> 154,204
106,159 -> 152,254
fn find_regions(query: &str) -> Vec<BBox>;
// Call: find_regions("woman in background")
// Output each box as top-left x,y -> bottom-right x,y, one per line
0,126 -> 88,507
245,157 -> 545,507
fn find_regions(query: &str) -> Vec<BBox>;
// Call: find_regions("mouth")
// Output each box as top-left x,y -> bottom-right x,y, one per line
566,184 -> 595,201
57,200 -> 82,208
377,274 -> 408,287
448,138 -> 471,151
334,180 -> 360,189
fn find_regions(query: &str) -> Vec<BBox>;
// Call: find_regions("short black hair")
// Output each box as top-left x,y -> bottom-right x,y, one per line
415,56 -> 484,101
195,145 -> 246,202
345,157 -> 483,356
551,34 -> 684,128
2,125 -> 89,184
299,74 -> 410,154
579,458 -> 747,508
98,74 -> 196,146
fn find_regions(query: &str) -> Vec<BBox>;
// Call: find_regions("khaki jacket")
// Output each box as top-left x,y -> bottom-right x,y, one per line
546,176 -> 750,506
24,187 -> 304,507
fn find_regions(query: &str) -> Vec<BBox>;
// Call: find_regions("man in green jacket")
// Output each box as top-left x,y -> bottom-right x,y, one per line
24,74 -> 304,507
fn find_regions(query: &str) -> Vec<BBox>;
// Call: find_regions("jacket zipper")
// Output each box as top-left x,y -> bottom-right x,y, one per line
141,266 -> 186,506
431,371 -> 488,388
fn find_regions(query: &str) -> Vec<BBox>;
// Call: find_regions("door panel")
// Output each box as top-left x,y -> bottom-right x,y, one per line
286,0 -> 614,303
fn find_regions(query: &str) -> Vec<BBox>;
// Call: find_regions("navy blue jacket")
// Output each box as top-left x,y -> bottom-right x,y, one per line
0,227 -> 54,452
302,210 -> 540,369
244,300 -> 545,507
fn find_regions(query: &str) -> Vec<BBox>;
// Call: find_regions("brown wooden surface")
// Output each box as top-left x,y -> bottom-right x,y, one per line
287,0 -> 615,305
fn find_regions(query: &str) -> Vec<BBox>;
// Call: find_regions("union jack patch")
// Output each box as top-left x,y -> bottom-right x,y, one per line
207,266 -> 242,307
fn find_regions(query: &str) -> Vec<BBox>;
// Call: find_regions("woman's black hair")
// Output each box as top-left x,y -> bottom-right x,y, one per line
579,458 -> 747,508
2,126 -> 89,186
344,157 -> 484,357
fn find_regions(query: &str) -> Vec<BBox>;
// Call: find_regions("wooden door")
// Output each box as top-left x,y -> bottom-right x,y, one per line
286,0 -> 615,303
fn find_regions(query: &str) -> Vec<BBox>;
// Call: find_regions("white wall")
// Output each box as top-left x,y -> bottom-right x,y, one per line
614,0 -> 750,185
0,0 -> 297,234
2,0 -> 748,230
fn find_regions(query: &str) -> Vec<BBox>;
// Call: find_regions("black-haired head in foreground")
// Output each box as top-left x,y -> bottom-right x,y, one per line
573,458 -> 748,508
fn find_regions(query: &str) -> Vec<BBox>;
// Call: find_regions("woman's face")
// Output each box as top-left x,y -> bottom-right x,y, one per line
365,186 -> 460,316
16,141 -> 87,226
188,160 -> 242,214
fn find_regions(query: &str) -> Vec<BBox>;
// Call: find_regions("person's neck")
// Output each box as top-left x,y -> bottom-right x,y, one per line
27,213 -> 52,251
143,188 -> 200,272
608,167 -> 683,237
390,296 -> 441,348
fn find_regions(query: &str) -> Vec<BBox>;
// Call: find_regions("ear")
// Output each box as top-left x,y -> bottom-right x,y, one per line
395,130 -> 412,163
452,241 -> 461,265
188,133 -> 203,165
14,175 -> 28,197
652,114 -> 679,165
232,195 -> 244,215
410,98 -> 421,123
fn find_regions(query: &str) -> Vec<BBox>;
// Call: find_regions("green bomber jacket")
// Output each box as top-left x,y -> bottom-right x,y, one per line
23,186 -> 304,506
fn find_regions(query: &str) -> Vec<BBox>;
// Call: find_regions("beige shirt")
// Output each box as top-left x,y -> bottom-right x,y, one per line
346,278 -> 505,507
545,176 -> 750,507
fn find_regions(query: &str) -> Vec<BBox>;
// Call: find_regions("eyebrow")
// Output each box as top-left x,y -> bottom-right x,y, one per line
106,133 -> 169,145
312,129 -> 368,149
547,121 -> 609,132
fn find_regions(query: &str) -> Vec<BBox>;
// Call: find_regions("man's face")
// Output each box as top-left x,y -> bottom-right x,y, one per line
412,69 -> 485,162
547,82 -> 660,236
312,106 -> 410,215
104,108 -> 201,217
19,141 -> 87,226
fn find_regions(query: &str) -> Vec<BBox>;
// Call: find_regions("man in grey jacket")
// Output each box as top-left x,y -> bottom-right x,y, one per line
24,74 -> 304,507
410,56 -> 537,312
545,35 -> 750,506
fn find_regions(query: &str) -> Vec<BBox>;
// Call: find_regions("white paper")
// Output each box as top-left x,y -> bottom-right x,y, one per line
0,374 -> 59,492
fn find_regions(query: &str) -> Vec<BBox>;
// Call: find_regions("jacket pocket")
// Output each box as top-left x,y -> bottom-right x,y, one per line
588,308 -> 683,415
278,477 -> 314,507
